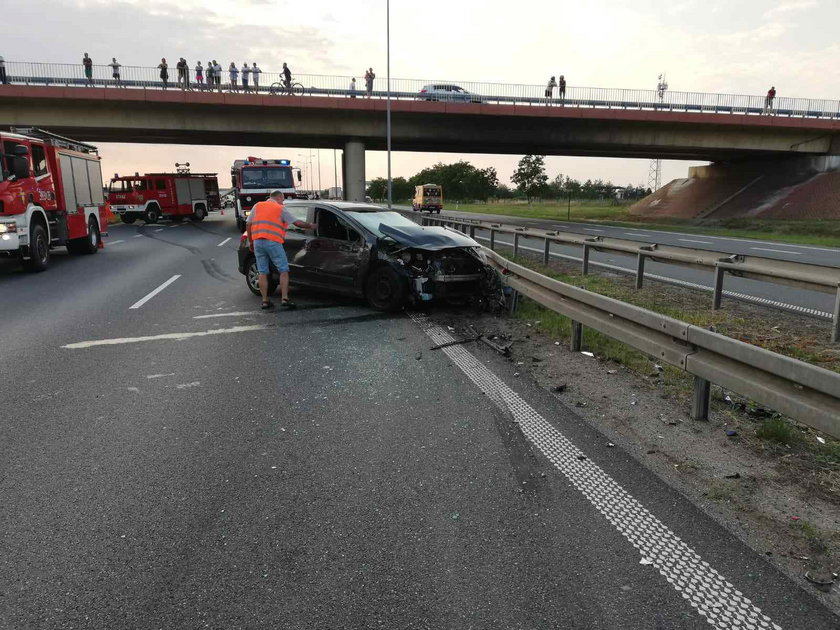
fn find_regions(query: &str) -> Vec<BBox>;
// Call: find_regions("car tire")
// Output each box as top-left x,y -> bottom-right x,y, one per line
246,258 -> 277,296
22,222 -> 50,272
122,215 -> 137,224
192,205 -> 207,222
79,217 -> 100,254
144,205 -> 161,224
365,265 -> 408,311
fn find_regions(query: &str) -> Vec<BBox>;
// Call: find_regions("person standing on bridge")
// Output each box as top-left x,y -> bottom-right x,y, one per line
0,55 -> 6,85
158,58 -> 169,89
241,63 -> 250,92
82,53 -> 94,86
229,62 -> 239,91
545,76 -> 556,104
176,58 -> 189,89
246,190 -> 317,310
558,75 -> 566,103
764,86 -> 776,114
365,68 -> 375,97
109,58 -> 122,87
349,77 -> 357,98
252,62 -> 261,91
213,61 -> 222,91
195,61 -> 204,89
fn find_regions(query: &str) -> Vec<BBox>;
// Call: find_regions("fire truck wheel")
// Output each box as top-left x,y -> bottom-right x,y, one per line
121,215 -> 137,224
22,223 -> 50,272
80,217 -> 100,254
192,205 -> 207,222
144,206 -> 161,224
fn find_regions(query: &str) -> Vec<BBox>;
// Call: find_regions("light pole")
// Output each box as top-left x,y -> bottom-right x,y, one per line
386,0 -> 393,209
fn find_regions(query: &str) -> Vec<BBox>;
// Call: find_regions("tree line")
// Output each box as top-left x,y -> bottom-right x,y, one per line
365,156 -> 652,203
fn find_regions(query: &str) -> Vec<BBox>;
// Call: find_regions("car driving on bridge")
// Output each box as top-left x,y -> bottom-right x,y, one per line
237,200 -> 497,310
418,84 -> 483,103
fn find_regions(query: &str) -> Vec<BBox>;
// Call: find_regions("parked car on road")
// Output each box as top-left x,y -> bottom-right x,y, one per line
419,84 -> 482,103
237,201 -> 497,310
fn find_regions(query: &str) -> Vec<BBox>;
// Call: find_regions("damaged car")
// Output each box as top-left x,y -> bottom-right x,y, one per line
237,200 -> 500,310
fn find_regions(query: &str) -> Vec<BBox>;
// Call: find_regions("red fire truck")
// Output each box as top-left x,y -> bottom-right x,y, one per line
108,171 -> 220,224
0,127 -> 109,272
231,157 -> 301,232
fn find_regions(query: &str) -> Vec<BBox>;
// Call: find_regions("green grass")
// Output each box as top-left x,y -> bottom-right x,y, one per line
755,417 -> 801,446
449,201 -> 840,248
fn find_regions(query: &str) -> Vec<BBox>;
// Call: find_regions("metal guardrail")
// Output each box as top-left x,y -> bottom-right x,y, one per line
3,61 -> 840,119
419,214 -> 840,342
483,249 -> 840,438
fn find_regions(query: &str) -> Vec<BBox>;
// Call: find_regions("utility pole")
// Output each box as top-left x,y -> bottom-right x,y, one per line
386,0 -> 393,209
647,73 -> 668,192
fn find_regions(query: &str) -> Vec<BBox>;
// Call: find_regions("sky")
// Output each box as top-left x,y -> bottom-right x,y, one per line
4,0 -> 839,191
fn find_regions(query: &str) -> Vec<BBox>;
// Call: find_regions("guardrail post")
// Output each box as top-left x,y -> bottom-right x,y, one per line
513,233 -> 520,258
635,253 -> 646,289
582,244 -> 590,275
507,288 -> 520,313
469,225 -> 476,239
570,321 -> 583,352
543,238 -> 551,265
489,229 -> 496,250
712,266 -> 725,310
832,285 -> 840,343
691,376 -> 711,421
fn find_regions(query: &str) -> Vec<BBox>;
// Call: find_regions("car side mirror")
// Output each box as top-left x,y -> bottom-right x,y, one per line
12,156 -> 30,180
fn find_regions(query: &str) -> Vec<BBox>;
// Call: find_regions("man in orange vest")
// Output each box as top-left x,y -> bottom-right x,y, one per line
246,190 -> 316,309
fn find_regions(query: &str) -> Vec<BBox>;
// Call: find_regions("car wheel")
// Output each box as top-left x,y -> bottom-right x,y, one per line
246,259 -> 277,296
22,223 -> 50,272
192,205 -> 207,221
122,215 -> 137,224
79,216 -> 100,254
365,265 -> 408,311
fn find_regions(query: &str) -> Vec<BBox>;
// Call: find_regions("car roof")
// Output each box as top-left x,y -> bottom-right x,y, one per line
285,200 -> 386,212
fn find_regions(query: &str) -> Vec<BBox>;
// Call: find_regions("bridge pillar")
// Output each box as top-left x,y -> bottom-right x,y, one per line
343,141 -> 366,202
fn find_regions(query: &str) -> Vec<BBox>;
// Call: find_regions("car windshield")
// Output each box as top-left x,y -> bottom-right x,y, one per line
344,210 -> 419,237
241,167 -> 293,190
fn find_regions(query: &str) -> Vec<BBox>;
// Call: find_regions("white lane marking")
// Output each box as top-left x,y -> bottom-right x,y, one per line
410,314 -> 783,630
133,234 -> 143,238
624,233 -> 649,237
479,237 -> 833,320
193,311 -> 255,319
129,275 -> 181,310
62,324 -> 269,349
584,228 -> 604,232
108,240 -> 125,245
599,226 -> 839,253
217,237 -> 232,247
147,373 -> 175,379
678,238 -> 714,245
154,228 -> 164,232
750,247 -> 802,255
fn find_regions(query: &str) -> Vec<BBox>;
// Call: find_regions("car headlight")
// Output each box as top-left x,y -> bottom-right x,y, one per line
0,222 -> 17,234
244,211 -> 250,216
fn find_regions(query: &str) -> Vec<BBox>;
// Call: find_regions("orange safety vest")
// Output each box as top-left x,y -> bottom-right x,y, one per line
249,200 -> 288,244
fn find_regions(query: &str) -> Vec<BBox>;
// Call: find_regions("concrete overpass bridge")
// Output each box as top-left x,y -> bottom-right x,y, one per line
1,79 -> 839,201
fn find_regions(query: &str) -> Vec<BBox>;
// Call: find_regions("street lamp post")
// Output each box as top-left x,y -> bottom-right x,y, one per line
386,0 -> 393,209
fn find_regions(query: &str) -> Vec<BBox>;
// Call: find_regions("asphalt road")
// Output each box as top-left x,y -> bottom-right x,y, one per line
395,206 -> 838,320
1,214 -> 837,629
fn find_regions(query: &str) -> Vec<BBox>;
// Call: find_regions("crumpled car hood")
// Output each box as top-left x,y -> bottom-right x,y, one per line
378,223 -> 479,251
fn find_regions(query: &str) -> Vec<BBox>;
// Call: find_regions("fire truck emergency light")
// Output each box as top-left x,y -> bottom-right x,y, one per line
279,160 -> 290,165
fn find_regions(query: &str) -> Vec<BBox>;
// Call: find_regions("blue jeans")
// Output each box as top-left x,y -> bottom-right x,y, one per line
254,239 -> 289,274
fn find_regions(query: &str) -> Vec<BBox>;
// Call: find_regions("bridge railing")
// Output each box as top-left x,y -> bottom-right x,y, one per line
3,61 -> 840,119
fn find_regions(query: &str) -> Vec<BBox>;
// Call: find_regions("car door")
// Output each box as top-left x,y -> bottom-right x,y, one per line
294,206 -> 368,293
283,203 -> 314,279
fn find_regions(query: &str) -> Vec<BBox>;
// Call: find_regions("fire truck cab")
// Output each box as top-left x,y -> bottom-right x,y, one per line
0,128 -> 108,272
231,157 -> 301,232
108,172 -> 220,224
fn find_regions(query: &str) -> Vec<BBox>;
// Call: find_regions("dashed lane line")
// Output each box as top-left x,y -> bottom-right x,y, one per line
678,238 -> 714,245
154,228 -> 164,232
129,275 -> 181,310
133,234 -> 143,238
411,314 -> 783,630
61,324 -> 269,349
750,247 -> 802,255
193,311 -> 255,319
217,237 -> 232,247
108,240 -> 125,245
478,237 -> 833,320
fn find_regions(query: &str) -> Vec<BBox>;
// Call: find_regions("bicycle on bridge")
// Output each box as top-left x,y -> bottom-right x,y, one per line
269,77 -> 305,96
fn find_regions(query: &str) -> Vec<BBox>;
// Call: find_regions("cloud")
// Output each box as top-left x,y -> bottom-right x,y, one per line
764,1 -> 818,18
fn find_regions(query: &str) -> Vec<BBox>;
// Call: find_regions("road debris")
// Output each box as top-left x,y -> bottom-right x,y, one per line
553,383 -> 568,393
607,369 -> 618,375
607,442 -> 615,448
575,401 -> 587,408
429,336 -> 481,351
639,558 -> 654,566
726,430 -> 738,437
724,473 -> 741,479
816,436 -> 826,445
581,351 -> 595,357
804,571 -> 836,592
